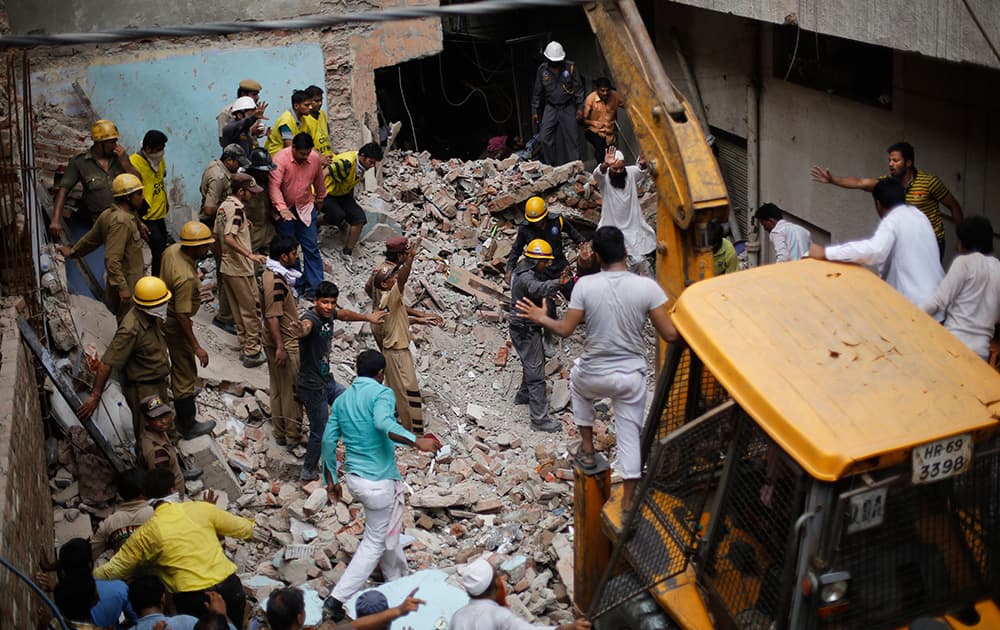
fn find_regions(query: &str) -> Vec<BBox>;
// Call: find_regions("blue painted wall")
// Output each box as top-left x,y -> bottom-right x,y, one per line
87,44 -> 325,228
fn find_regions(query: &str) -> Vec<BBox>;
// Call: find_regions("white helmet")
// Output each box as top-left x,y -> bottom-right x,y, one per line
232,96 -> 256,113
543,41 -> 566,62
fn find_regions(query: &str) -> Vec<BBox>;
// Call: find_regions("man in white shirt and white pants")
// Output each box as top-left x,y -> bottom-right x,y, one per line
809,178 -> 943,307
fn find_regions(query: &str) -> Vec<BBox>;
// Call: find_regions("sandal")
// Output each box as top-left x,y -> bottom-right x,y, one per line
574,449 -> 599,471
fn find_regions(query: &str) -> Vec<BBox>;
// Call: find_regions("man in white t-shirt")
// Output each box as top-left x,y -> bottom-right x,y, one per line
809,178 -> 943,307
922,216 -> 1000,360
516,226 -> 679,511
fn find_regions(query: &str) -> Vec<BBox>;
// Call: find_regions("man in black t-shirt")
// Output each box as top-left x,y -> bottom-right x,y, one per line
296,281 -> 384,481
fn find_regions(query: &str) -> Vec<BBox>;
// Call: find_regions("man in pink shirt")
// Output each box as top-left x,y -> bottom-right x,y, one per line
269,132 -> 327,297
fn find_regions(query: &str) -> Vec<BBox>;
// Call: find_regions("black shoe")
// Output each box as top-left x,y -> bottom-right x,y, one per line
322,597 -> 345,623
212,318 -> 237,335
531,419 -> 562,433
182,466 -> 203,481
514,394 -> 529,405
179,420 -> 216,440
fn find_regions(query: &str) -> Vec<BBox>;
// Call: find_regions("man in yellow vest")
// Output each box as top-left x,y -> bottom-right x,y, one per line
129,130 -> 170,275
300,85 -> 333,159
265,90 -> 312,156
320,142 -> 383,256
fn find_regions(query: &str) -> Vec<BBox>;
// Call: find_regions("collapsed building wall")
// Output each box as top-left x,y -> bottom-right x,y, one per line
24,0 -> 443,236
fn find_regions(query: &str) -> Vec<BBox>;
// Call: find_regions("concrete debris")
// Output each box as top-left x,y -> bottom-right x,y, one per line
38,146 -> 666,628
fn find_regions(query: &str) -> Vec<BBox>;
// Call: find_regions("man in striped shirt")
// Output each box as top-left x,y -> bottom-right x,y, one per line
810,141 -> 963,258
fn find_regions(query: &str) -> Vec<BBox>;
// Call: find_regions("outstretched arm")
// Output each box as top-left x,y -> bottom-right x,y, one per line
810,165 -> 878,192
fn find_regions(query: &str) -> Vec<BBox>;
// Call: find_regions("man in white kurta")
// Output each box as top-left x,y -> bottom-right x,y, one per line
809,178 -> 943,308
593,147 -> 657,275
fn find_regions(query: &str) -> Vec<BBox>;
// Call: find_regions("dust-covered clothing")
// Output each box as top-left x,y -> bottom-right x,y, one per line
262,269 -> 302,441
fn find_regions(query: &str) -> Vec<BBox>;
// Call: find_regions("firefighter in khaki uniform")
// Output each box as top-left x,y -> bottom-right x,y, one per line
76,277 -> 171,441
60,173 -> 146,321
160,222 -> 216,440
261,234 -> 305,446
216,173 -> 268,368
139,394 -> 190,495
365,237 -> 442,435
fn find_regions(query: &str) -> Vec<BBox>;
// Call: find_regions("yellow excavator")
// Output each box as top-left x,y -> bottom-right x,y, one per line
575,2 -> 1000,628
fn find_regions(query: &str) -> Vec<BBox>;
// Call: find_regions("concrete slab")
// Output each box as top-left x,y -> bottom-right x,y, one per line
344,568 -> 469,629
178,435 -> 242,499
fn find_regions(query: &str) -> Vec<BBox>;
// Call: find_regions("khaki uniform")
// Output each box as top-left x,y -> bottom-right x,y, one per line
262,270 -> 302,441
244,186 -> 276,254
101,308 -> 170,441
141,429 -> 185,496
199,160 -> 234,324
70,203 -> 145,320
160,244 -> 202,400
216,196 -> 262,357
90,498 -> 154,557
369,279 -> 424,434
59,149 -> 131,220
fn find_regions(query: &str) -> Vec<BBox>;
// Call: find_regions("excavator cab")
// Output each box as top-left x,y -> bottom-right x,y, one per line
581,262 -> 1000,630
578,2 -> 1000,627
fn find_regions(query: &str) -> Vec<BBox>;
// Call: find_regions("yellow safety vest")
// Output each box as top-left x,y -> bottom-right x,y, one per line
327,151 -> 362,197
129,153 -> 168,220
265,110 -> 300,156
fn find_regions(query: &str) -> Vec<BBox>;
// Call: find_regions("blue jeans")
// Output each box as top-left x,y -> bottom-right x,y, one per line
276,207 -> 322,293
299,379 -> 346,473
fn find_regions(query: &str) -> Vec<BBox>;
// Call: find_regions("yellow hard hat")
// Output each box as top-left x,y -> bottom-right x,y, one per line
525,196 -> 547,223
524,239 -> 554,259
133,276 -> 172,307
91,119 -> 120,142
179,221 -> 214,247
111,173 -> 143,197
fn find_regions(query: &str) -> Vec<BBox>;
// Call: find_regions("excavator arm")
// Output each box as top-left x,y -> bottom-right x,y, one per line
572,2 -> 730,627
584,0 -> 729,303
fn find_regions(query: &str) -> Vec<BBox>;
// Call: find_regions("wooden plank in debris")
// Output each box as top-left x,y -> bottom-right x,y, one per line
445,266 -> 510,307
418,278 -> 446,311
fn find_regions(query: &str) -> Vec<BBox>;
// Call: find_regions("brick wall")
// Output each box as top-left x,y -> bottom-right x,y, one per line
0,310 -> 54,629
27,1 -> 442,221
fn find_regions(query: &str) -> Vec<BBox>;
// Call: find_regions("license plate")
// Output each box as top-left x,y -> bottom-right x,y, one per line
846,487 -> 887,534
912,433 -> 972,484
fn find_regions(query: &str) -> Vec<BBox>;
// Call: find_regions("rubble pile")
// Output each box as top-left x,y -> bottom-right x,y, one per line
41,148 -> 662,626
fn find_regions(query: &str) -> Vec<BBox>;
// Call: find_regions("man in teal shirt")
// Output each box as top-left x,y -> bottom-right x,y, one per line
321,350 -> 440,622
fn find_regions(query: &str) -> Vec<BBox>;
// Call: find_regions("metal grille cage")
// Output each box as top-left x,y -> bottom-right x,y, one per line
702,419 -> 806,629
592,401 -> 740,621
825,447 -> 1000,628
643,345 -> 731,458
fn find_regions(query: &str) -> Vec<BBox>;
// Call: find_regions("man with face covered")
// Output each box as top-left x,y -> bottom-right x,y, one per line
75,276 -> 173,442
60,173 -> 146,320
594,146 -> 657,276
531,41 -> 584,166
